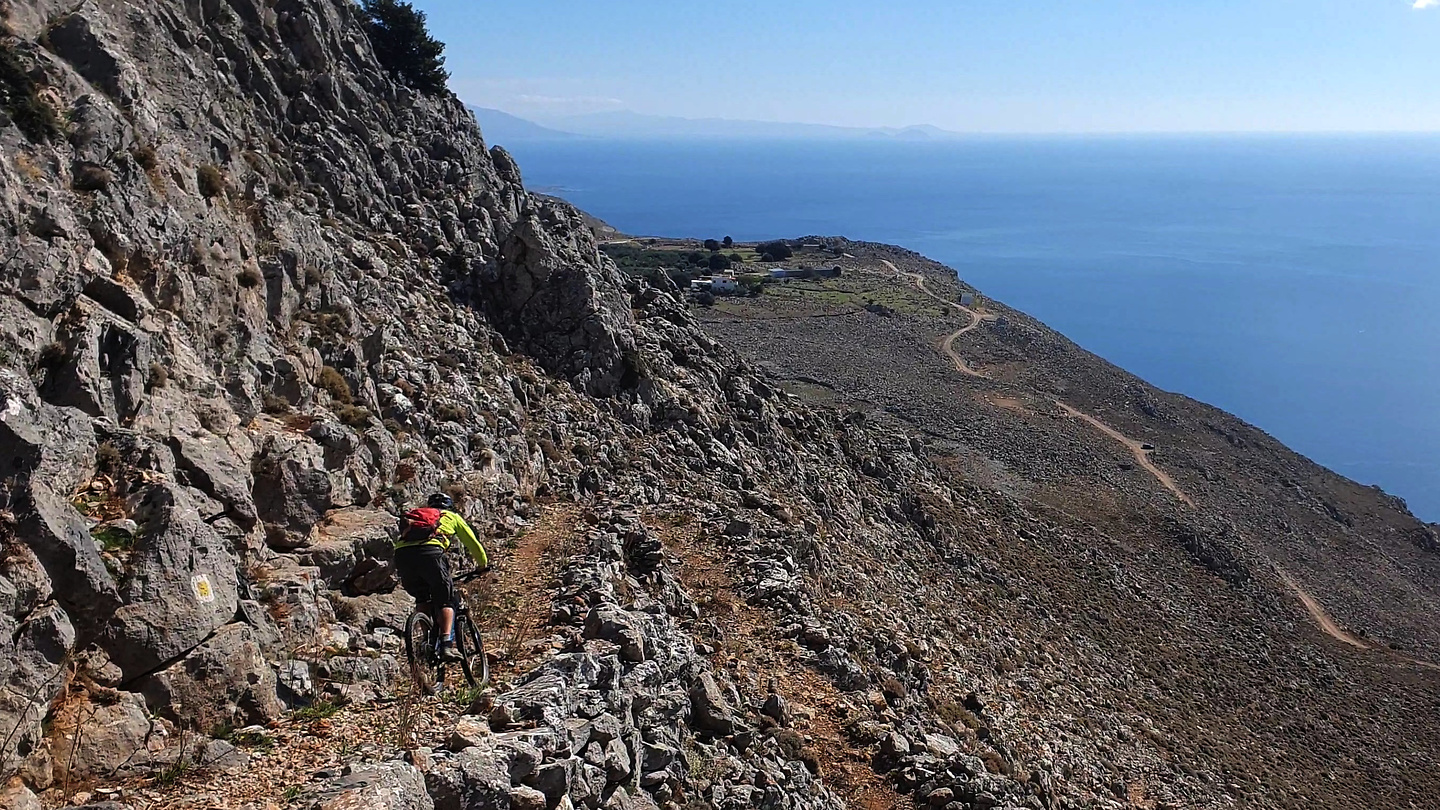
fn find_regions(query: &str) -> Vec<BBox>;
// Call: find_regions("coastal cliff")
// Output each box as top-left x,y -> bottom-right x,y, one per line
1,2 -> 1437,809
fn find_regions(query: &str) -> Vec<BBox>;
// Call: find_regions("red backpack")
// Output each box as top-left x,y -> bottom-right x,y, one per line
398,507 -> 442,547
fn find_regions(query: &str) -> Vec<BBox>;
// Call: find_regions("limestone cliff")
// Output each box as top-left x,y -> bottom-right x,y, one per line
1,2 -> 1437,810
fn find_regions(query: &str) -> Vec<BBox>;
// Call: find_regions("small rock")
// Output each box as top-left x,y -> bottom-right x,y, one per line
405,747 -> 433,771
924,733 -> 960,758
926,786 -> 955,806
448,717 -> 491,751
762,693 -> 789,725
880,731 -> 911,758
689,673 -> 736,735
508,786 -> 547,810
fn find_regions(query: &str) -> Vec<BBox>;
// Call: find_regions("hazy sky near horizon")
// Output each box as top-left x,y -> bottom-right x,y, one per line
421,1 -> 1440,133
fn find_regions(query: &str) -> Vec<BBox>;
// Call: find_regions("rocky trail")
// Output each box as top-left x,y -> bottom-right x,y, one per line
28,505 -> 581,810
654,515 -> 913,810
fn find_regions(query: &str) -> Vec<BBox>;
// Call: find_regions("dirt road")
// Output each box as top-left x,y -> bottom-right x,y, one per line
1055,401 -> 1196,508
879,260 -> 991,378
1276,570 -> 1370,649
869,259 -> 1440,668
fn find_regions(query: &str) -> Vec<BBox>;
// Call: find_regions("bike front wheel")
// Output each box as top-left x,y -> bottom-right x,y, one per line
455,613 -> 489,688
404,611 -> 438,696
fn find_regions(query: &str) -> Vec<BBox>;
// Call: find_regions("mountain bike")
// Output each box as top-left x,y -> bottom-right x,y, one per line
403,569 -> 490,695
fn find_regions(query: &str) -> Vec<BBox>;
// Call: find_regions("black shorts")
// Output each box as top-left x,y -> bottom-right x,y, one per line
394,546 -> 456,609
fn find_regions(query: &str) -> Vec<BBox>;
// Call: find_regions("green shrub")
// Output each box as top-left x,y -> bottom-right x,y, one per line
359,0 -> 449,95
96,441 -> 123,474
435,403 -> 466,422
197,164 -> 228,198
291,698 -> 343,721
317,366 -> 353,404
71,162 -> 112,192
92,524 -> 133,553
756,240 -> 793,261
337,404 -> 371,427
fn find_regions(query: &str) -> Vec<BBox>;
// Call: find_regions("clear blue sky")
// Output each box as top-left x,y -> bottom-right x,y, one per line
418,1 -> 1440,133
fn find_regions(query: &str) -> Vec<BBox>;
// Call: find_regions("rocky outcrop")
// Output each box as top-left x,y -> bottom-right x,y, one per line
100,484 -> 242,681
2,0 -> 1437,808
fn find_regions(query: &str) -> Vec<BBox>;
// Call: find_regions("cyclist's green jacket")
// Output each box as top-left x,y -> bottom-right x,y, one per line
396,509 -> 489,567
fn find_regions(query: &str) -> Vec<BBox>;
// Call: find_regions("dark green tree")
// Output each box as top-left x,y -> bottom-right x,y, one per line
359,0 -> 450,95
708,253 -> 732,271
722,236 -> 734,248
703,238 -> 721,252
756,240 -> 793,261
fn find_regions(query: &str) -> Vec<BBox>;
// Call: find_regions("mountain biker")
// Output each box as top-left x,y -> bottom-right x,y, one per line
394,493 -> 489,661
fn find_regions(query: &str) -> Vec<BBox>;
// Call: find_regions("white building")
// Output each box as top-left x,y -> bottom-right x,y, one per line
712,277 -> 741,294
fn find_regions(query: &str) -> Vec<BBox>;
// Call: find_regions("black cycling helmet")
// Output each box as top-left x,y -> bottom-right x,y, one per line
427,493 -> 454,510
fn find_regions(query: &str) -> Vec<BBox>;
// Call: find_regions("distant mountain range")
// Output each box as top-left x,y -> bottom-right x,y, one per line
469,107 -> 965,143
468,108 -> 579,143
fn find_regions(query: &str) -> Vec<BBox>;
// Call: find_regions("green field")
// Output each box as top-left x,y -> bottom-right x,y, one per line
708,273 -> 954,319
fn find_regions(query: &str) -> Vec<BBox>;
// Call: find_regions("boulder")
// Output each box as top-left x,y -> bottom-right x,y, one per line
170,430 -> 258,530
508,786 -> 547,810
688,673 -> 735,736
331,591 -> 411,633
39,297 -> 151,423
583,605 -> 646,663
485,203 -> 639,398
253,431 -> 334,549
53,691 -> 157,781
427,738 -> 542,810
348,557 -> 398,596
448,717 -> 491,751
100,484 -> 241,680
297,541 -> 362,589
252,561 -> 336,645
140,622 -> 284,731
298,507 -> 399,590
42,3 -> 136,101
0,603 -> 77,772
923,733 -> 961,759
288,761 -> 432,810
0,783 -> 42,810
762,692 -> 789,725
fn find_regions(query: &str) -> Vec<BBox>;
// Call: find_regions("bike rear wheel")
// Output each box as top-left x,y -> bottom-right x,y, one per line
455,613 -> 489,688
404,611 -> 438,696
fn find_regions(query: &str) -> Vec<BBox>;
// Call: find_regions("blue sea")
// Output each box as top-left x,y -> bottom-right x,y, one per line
499,136 -> 1440,521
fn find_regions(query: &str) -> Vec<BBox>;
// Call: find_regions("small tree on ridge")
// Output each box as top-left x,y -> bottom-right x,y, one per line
359,0 -> 450,95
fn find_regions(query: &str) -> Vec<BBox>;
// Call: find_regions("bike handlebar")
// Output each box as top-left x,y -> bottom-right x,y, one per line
455,567 -> 492,584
